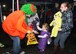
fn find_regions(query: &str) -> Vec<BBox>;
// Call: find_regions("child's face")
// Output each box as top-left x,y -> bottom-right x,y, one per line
60,4 -> 68,12
42,25 -> 46,30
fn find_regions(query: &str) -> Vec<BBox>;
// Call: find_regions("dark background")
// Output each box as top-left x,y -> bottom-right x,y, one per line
0,0 -> 76,54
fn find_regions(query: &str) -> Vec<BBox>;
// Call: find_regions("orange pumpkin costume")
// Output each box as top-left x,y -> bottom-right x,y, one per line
2,10 -> 32,39
2,4 -> 37,40
2,4 -> 37,54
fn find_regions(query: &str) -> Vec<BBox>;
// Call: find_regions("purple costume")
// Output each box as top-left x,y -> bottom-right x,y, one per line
38,31 -> 50,51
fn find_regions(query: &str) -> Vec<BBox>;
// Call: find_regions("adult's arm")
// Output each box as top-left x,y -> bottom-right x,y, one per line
16,15 -> 32,33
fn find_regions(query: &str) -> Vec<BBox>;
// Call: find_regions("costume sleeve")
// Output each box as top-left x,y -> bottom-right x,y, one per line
38,34 -> 48,38
37,25 -> 42,31
16,15 -> 32,33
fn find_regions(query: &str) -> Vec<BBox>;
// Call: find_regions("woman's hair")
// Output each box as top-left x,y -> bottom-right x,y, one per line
61,2 -> 71,10
42,23 -> 49,30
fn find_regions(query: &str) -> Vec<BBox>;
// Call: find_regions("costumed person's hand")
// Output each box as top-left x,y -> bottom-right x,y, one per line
33,30 -> 39,34
27,30 -> 32,33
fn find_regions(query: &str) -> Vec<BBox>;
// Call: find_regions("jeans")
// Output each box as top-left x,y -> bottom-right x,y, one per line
54,31 -> 70,48
10,36 -> 21,54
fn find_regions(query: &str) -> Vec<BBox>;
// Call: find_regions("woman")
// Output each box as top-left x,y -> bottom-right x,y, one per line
52,2 -> 73,54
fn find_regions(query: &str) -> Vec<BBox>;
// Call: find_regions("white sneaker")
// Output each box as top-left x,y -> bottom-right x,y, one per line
20,51 -> 26,54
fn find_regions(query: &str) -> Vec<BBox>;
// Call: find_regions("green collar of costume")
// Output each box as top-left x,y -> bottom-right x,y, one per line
21,4 -> 37,15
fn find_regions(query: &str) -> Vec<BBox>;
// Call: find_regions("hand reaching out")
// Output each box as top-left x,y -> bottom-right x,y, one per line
33,30 -> 39,34
27,30 -> 32,33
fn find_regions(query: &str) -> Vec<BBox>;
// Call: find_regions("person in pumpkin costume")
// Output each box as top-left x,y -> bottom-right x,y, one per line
2,4 -> 37,54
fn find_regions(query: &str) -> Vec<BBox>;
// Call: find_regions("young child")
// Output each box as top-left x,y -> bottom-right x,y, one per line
36,23 -> 50,52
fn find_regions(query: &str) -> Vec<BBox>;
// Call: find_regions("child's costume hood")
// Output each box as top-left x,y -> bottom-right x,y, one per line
21,4 -> 37,15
